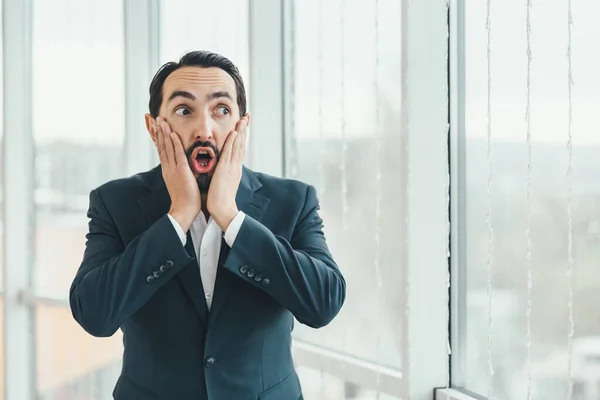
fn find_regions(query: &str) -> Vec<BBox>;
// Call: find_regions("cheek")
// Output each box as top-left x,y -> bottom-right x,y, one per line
168,120 -> 195,147
214,119 -> 236,148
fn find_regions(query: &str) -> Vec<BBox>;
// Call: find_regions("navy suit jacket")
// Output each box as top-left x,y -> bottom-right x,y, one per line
68,165 -> 346,400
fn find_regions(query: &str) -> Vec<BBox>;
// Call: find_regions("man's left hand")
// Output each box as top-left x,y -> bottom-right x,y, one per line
207,117 -> 249,231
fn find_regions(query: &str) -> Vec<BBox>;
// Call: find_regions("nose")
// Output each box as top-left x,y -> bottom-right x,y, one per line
194,114 -> 213,141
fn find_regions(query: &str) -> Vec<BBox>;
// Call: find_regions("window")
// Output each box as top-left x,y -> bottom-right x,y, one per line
32,0 -> 125,396
38,361 -> 120,400
0,0 -> 452,398
286,0 -> 404,398
456,0 -> 600,398
159,0 -> 249,89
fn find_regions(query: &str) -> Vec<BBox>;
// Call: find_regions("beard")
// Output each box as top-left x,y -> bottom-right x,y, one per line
185,141 -> 220,193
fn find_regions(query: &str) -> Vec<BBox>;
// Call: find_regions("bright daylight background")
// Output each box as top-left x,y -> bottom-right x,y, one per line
0,0 -> 599,399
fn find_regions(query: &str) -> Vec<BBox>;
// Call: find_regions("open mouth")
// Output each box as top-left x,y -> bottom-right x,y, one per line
190,147 -> 216,174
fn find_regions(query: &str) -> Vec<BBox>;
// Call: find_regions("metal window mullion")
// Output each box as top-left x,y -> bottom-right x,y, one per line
247,0 -> 285,177
2,0 -> 36,398
404,0 -> 452,397
449,0 -> 468,389
124,0 -> 161,176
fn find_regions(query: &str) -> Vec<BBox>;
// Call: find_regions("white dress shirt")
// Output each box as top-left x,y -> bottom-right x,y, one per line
167,211 -> 246,310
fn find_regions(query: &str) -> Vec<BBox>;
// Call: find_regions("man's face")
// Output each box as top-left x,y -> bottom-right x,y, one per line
146,66 -> 248,192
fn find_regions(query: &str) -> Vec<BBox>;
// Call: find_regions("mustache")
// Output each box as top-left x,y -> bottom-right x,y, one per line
185,141 -> 220,160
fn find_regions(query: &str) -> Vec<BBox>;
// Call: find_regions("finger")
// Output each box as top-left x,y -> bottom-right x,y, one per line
155,118 -> 167,163
220,129 -> 237,164
170,132 -> 187,167
232,119 -> 247,165
160,119 -> 177,165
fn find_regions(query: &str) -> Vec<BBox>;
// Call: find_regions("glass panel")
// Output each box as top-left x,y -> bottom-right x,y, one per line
32,0 -> 125,397
461,0 -> 600,399
288,0 -> 404,398
0,299 -> 4,400
36,303 -> 122,400
296,365 -> 402,400
159,0 -> 250,90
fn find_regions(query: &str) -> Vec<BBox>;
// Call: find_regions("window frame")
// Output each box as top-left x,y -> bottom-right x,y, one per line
446,0 -> 486,398
2,0 -> 161,398
2,0 -> 36,398
446,0 -> 514,397
277,0 -> 454,398
1,0 -> 466,398
449,0 -> 469,391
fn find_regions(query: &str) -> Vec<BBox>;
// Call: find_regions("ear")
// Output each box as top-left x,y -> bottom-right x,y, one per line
243,112 -> 251,149
243,112 -> 251,127
145,114 -> 157,145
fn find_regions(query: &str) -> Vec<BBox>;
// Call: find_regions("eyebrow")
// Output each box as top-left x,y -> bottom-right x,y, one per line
209,91 -> 233,102
168,90 -> 195,103
167,90 -> 233,103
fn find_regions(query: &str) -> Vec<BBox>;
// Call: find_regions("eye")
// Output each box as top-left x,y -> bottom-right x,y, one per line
175,106 -> 190,116
215,105 -> 230,116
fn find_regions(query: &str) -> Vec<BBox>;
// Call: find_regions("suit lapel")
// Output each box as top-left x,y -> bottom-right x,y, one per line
137,166 -> 271,326
137,167 -> 170,227
208,167 -> 271,325
176,232 -> 209,324
137,166 -> 209,325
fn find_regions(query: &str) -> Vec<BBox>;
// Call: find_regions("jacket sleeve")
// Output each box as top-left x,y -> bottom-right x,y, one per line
69,189 -> 194,337
222,185 -> 346,328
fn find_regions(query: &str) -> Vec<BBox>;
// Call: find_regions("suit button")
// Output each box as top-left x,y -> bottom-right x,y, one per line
254,274 -> 263,282
205,357 -> 216,367
247,269 -> 255,278
262,278 -> 270,286
165,260 -> 174,268
153,271 -> 160,278
159,265 -> 167,273
240,265 -> 248,274
146,275 -> 154,284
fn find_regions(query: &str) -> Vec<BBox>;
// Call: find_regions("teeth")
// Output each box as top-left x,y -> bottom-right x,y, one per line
198,150 -> 208,155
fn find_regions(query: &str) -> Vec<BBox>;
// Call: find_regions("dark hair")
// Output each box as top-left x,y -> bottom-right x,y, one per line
148,50 -> 247,118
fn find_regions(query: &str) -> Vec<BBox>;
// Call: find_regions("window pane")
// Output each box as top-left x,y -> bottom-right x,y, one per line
0,299 -> 3,400
288,0 -> 404,398
461,0 -> 600,398
159,0 -> 249,90
36,303 -> 121,400
296,365 -> 401,400
32,0 -> 125,397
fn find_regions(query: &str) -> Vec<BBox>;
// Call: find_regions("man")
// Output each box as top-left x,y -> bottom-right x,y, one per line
69,50 -> 346,400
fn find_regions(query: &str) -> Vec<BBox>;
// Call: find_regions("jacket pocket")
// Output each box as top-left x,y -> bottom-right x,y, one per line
113,375 -> 159,400
258,372 -> 302,400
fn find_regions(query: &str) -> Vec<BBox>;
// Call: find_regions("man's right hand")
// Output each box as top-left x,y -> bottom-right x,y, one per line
154,116 -> 200,233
